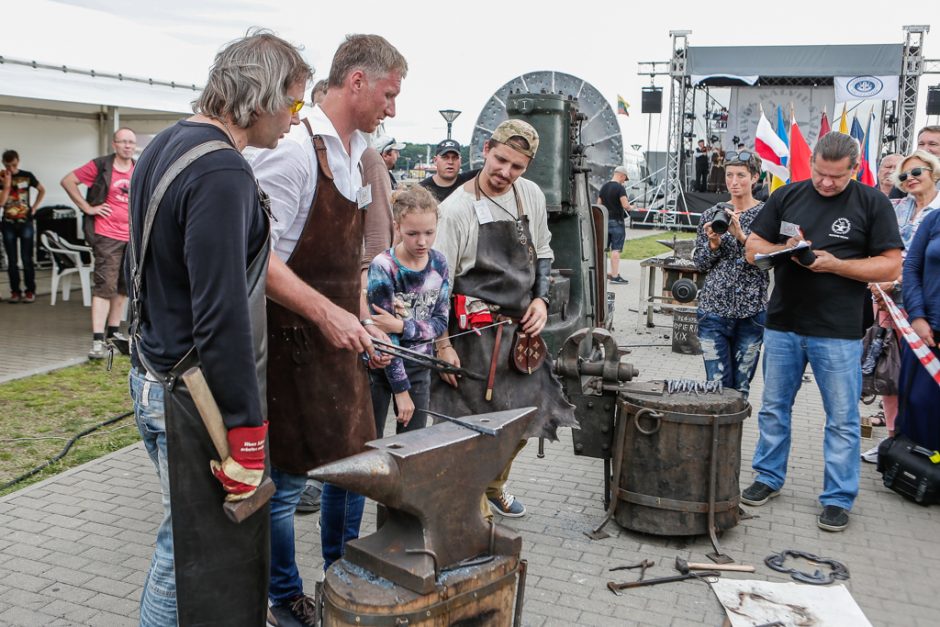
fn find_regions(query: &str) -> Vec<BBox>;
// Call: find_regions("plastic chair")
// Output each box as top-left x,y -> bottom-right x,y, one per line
39,232 -> 93,306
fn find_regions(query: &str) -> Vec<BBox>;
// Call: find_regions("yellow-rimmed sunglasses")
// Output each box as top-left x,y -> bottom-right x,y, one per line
289,99 -> 305,115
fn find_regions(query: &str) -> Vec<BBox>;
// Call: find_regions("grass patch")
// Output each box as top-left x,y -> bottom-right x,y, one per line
0,356 -> 138,496
618,231 -> 696,260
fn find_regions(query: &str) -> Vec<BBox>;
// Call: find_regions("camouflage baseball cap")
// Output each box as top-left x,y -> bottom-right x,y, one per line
491,119 -> 539,158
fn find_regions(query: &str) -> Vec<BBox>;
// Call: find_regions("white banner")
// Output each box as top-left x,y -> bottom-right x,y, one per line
834,75 -> 900,103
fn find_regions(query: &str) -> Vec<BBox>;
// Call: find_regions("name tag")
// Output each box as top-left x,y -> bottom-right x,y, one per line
357,184 -> 372,210
780,221 -> 801,238
473,200 -> 494,225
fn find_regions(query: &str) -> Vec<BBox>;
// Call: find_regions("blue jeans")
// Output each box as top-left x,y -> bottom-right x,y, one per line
320,483 -> 365,569
269,468 -> 309,605
751,329 -> 863,510
129,367 -> 177,626
2,220 -> 35,294
697,310 -> 766,400
370,366 -> 430,436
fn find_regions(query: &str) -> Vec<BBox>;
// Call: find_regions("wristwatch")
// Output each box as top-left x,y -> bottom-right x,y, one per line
361,318 -> 376,327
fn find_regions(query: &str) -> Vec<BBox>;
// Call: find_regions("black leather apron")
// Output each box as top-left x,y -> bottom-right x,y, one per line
129,140 -> 271,627
430,177 -> 577,439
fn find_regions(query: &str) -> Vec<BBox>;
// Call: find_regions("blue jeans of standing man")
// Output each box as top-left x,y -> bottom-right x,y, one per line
697,309 -> 766,400
269,468 -> 309,605
751,329 -> 863,510
129,367 -> 178,626
2,220 -> 35,294
320,484 -> 365,569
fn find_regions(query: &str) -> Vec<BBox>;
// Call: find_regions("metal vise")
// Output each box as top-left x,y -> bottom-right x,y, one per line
310,407 -> 536,594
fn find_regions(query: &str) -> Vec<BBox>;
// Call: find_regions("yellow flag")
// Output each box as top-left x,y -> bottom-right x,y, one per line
770,173 -> 786,193
838,104 -> 848,134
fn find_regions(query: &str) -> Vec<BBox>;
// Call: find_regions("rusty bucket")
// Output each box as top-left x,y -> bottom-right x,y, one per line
613,386 -> 749,537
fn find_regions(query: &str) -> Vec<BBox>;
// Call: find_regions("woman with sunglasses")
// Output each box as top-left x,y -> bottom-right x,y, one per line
692,151 -> 768,399
862,150 -> 940,462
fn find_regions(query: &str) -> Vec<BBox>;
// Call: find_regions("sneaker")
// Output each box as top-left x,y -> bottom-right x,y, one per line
268,593 -> 317,627
608,275 -> 630,285
861,440 -> 884,464
488,490 -> 526,518
740,481 -> 780,506
88,340 -> 106,360
22,291 -> 35,303
8,291 -> 20,303
295,480 -> 322,514
817,505 -> 849,532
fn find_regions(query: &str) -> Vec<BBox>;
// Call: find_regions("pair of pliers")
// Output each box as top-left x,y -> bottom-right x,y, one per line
370,339 -> 486,381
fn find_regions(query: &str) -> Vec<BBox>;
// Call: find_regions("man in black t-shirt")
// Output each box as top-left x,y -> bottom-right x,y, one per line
694,139 -> 710,192
1,150 -> 45,303
742,132 -> 902,533
419,139 -> 477,202
597,165 -> 632,284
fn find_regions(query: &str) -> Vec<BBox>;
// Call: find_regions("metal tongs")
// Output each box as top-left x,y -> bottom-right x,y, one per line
370,338 -> 486,381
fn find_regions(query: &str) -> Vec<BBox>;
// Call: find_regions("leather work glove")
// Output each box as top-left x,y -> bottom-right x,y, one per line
210,422 -> 267,501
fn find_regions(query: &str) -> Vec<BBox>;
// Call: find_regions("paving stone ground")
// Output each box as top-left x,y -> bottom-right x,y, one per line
1,251 -> 938,626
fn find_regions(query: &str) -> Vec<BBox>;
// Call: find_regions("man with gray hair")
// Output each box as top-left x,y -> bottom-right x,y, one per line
742,132 -> 902,532
249,33 -> 405,627
127,30 -> 310,626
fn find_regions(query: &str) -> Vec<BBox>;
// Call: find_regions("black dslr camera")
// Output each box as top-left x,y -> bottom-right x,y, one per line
710,202 -> 733,235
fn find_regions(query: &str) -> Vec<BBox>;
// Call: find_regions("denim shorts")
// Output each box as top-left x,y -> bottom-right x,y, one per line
607,219 -> 626,251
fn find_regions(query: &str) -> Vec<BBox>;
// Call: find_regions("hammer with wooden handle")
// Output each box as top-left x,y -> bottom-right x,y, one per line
675,556 -> 755,574
181,367 -> 275,524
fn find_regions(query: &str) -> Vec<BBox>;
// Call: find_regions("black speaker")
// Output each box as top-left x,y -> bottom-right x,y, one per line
642,87 -> 663,114
927,87 -> 940,115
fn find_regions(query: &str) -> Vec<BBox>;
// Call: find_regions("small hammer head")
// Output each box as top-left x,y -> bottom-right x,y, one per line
674,556 -> 689,575
222,476 -> 275,524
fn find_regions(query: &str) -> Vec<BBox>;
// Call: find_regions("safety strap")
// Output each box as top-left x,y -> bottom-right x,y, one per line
127,140 -> 236,380
875,284 -> 940,389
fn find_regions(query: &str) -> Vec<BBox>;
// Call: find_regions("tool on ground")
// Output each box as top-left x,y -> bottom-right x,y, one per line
675,556 -> 754,575
420,409 -> 498,436
606,570 -> 721,596
370,338 -> 485,380
310,407 -> 536,594
180,367 -> 275,524
764,549 -> 850,585
609,559 -> 655,581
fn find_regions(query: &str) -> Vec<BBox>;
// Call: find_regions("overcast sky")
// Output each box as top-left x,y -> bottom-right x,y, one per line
17,1 -> 940,150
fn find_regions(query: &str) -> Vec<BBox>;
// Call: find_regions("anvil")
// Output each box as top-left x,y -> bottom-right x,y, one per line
311,407 -> 536,594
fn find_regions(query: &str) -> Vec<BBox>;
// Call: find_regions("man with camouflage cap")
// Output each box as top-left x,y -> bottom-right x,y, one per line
433,119 -> 577,518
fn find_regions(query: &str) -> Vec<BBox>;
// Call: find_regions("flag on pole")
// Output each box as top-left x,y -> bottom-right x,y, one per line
859,110 -> 877,186
617,95 -> 630,116
755,108 -> 790,181
789,112 -> 812,182
775,106 -> 789,169
838,104 -> 848,134
850,114 -> 865,144
820,107 -> 831,138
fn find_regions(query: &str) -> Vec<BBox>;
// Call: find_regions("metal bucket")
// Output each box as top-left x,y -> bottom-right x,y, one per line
613,386 -> 749,536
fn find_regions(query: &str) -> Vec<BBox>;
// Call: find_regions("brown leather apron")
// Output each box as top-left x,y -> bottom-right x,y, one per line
267,131 -> 376,474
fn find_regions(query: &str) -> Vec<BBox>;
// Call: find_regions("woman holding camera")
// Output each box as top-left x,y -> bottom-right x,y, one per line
693,152 -> 768,399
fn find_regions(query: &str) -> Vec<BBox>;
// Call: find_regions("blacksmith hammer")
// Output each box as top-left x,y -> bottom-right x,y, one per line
675,556 -> 754,574
181,367 -> 275,524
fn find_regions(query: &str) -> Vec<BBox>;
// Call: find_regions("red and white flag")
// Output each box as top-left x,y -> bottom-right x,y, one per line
755,109 -> 790,181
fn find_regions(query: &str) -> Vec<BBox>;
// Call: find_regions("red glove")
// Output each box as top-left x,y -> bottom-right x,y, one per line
210,421 -> 267,501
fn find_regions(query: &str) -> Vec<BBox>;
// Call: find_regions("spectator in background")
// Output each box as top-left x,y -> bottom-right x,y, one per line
693,151 -> 767,399
878,153 -> 902,197
598,165 -> 632,284
694,139 -> 710,192
1,150 -> 44,303
375,135 -> 405,190
889,126 -> 940,199
61,128 -> 136,358
419,139 -> 476,202
898,191 -> 940,454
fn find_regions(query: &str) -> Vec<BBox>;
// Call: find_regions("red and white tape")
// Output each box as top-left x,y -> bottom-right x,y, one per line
876,285 -> 940,388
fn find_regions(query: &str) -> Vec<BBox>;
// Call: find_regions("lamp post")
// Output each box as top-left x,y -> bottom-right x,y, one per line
439,109 -> 461,140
